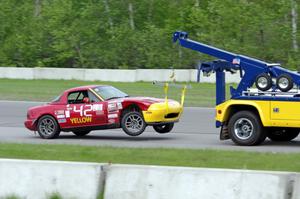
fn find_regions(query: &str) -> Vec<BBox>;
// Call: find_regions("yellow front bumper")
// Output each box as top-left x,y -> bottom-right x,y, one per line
142,101 -> 183,124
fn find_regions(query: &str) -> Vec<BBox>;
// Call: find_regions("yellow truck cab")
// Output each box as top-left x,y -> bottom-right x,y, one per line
216,96 -> 300,145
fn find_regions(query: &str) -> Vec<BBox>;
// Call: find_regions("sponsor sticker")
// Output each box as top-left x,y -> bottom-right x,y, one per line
96,110 -> 104,115
108,113 -> 118,119
57,115 -> 65,119
92,104 -> 103,111
117,102 -> 123,109
66,104 -> 73,111
55,110 -> 64,115
58,119 -> 66,123
70,117 -> 92,124
108,119 -> 115,123
65,110 -> 70,118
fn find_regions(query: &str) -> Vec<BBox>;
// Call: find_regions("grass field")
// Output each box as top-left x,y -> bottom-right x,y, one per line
1,143 -> 300,172
0,79 -> 234,107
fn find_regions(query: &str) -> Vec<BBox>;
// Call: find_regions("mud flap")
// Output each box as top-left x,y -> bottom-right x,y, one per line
220,125 -> 230,140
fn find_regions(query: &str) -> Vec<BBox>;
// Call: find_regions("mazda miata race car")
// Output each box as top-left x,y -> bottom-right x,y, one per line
25,85 -> 184,139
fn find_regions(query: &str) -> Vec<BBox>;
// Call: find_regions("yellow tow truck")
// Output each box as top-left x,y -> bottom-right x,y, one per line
174,31 -> 300,146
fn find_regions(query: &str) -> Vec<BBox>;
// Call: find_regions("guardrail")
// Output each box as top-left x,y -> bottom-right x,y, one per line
0,67 -> 241,83
0,159 -> 299,199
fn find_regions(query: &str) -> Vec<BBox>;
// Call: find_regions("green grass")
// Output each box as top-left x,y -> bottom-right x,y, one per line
3,193 -> 64,199
0,79 -> 234,107
1,143 -> 300,172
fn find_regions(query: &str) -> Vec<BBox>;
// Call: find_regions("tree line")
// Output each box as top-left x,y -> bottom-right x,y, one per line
0,0 -> 299,69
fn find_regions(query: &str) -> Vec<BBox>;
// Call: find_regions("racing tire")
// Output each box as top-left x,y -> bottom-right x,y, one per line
276,74 -> 293,92
121,112 -> 146,136
153,123 -> 174,134
37,115 -> 60,139
72,130 -> 90,136
267,128 -> 299,141
255,73 -> 272,91
228,111 -> 266,146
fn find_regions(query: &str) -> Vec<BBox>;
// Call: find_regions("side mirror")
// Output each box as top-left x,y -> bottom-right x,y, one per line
83,97 -> 90,104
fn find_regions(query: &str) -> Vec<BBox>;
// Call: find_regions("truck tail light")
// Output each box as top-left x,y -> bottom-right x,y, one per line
215,109 -> 222,117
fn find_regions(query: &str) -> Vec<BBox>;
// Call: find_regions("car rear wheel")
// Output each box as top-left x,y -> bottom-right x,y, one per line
72,130 -> 90,136
121,112 -> 146,136
228,111 -> 266,146
153,123 -> 174,133
37,115 -> 60,139
267,128 -> 299,141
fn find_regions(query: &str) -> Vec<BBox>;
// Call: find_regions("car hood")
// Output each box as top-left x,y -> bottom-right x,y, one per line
27,104 -> 49,111
125,97 -> 165,103
109,96 -> 175,105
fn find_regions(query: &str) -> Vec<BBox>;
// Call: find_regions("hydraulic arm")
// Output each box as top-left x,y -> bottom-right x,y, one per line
173,31 -> 300,105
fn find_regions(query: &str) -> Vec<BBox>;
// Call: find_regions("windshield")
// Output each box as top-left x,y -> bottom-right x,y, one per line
92,86 -> 128,100
51,94 -> 62,102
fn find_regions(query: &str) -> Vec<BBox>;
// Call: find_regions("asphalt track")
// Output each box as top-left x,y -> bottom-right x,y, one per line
1,101 -> 300,153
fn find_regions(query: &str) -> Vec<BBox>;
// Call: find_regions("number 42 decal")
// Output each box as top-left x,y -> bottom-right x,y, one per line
73,105 -> 93,117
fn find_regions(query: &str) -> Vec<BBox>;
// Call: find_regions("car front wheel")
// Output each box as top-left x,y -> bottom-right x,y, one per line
121,112 -> 146,136
153,123 -> 174,133
37,115 -> 60,139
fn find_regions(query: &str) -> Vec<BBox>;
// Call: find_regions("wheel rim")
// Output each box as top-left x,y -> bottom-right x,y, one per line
233,118 -> 253,140
39,118 -> 55,136
257,76 -> 268,89
278,77 -> 289,89
125,114 -> 143,133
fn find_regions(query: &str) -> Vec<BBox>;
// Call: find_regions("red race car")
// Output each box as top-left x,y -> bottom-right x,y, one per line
25,85 -> 184,139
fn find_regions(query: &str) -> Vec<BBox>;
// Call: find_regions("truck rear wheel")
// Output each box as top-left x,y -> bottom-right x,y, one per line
267,128 -> 299,141
228,111 -> 266,146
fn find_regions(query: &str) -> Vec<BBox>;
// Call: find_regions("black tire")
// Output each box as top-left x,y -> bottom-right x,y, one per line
121,112 -> 146,136
276,74 -> 293,92
255,73 -> 272,91
153,123 -> 174,134
228,111 -> 266,146
267,128 -> 299,141
37,115 -> 60,139
72,130 -> 90,136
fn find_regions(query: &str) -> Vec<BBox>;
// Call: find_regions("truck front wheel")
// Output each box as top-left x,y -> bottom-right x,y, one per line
228,111 -> 266,146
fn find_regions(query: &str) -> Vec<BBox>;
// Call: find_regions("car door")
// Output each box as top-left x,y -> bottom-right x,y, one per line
87,90 -> 107,125
65,90 -> 106,128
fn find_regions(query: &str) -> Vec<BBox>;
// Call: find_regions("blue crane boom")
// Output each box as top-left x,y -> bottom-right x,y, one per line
173,31 -> 300,105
